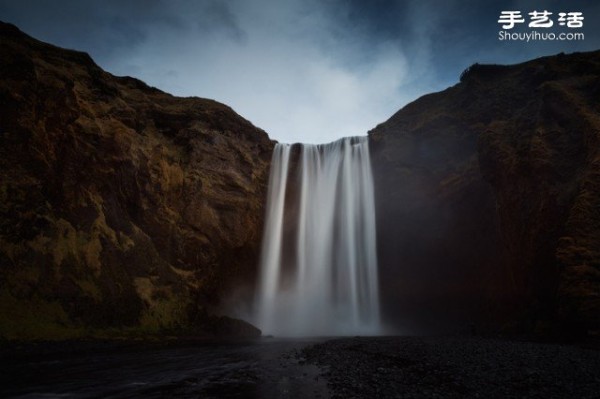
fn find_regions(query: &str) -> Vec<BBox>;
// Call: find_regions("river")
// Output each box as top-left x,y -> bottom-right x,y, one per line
1,337 -> 329,398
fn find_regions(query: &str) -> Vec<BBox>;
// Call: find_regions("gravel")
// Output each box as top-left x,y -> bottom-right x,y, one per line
300,336 -> 600,399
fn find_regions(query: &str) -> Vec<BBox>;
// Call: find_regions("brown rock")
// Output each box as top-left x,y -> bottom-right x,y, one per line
0,22 -> 273,339
2,19 -> 599,340
370,51 -> 600,337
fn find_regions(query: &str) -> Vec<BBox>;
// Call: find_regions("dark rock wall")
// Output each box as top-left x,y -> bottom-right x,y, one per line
2,20 -> 599,339
0,22 -> 273,339
370,52 -> 600,336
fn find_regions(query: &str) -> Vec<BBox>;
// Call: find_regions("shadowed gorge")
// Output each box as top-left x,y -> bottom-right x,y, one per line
0,21 -> 599,342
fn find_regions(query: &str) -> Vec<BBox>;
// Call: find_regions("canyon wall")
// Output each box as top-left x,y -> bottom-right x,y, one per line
371,51 -> 600,337
2,21 -> 599,339
0,22 -> 272,339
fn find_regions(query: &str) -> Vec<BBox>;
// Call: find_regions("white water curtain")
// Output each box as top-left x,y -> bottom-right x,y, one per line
255,137 -> 380,336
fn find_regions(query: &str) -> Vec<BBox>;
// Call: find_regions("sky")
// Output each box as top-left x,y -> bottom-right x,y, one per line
1,0 -> 599,144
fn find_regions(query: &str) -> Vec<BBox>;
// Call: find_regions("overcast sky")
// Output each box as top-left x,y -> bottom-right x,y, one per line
1,0 -> 599,143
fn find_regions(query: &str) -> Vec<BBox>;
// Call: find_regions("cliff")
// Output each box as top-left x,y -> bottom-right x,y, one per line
370,51 -> 600,337
2,21 -> 599,340
0,22 -> 272,339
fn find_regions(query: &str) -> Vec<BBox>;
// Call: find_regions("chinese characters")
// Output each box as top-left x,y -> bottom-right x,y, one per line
498,10 -> 584,29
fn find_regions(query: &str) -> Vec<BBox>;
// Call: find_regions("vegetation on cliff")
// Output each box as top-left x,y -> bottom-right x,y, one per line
1,20 -> 599,340
370,50 -> 600,337
0,22 -> 271,339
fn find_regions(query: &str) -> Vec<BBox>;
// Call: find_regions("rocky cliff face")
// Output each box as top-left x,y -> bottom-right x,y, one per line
370,51 -> 600,337
2,21 -> 598,340
0,22 -> 272,339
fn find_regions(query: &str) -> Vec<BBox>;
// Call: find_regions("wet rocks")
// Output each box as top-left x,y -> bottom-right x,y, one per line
302,336 -> 600,399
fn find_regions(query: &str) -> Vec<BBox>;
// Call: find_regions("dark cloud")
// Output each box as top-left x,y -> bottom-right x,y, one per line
196,0 -> 246,42
322,0 -> 600,83
1,0 -> 599,143
0,0 -> 184,60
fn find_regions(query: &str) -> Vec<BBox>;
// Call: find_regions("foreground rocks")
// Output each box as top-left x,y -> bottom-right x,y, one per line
2,336 -> 598,398
302,336 -> 600,399
0,21 -> 272,339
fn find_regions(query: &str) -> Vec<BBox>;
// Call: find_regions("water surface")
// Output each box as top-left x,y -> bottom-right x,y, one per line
1,337 -> 329,398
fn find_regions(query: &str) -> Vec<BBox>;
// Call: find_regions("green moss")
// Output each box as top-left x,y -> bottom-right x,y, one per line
0,290 -> 84,340
0,289 -> 188,341
138,297 -> 189,330
133,277 -> 191,330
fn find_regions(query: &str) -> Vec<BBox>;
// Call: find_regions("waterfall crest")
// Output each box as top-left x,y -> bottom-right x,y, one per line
255,136 -> 380,336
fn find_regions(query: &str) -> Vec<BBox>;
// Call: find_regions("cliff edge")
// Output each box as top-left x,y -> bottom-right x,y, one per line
0,22 -> 272,339
371,51 -> 600,337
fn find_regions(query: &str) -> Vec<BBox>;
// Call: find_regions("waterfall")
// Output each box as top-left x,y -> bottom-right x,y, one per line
255,136 -> 380,336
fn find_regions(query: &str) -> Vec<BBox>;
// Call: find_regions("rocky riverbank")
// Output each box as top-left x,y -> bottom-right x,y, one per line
2,335 -> 599,398
302,336 -> 600,399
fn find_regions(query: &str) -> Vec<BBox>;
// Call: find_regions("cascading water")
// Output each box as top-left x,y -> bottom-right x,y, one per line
255,136 -> 380,336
